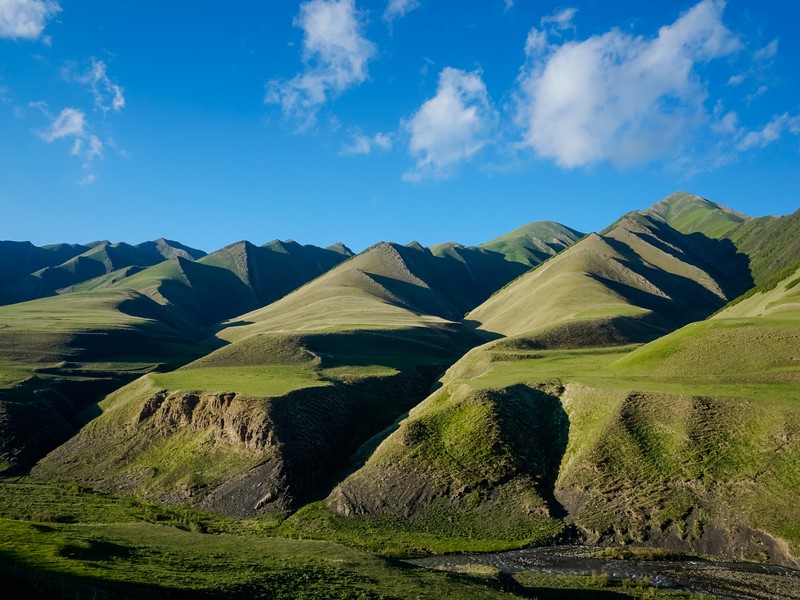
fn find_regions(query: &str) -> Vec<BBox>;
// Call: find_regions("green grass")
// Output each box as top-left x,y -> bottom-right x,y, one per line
150,365 -> 329,397
279,501 -> 561,557
645,191 -> 747,238
0,480 -> 522,598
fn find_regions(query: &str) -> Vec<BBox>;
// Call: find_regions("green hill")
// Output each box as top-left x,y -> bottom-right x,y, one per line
198,239 -> 353,308
723,209 -> 800,284
468,212 -> 751,346
0,289 -> 214,474
478,220 -> 584,266
321,206 -> 800,560
0,240 -> 353,473
35,239 -> 546,517
643,191 -> 750,238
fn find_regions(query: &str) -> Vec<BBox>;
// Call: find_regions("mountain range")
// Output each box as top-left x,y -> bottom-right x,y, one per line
2,191 -> 800,596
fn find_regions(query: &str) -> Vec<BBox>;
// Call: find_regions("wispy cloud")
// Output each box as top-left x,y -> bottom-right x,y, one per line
753,39 -> 778,62
738,112 -> 800,151
515,0 -> 741,169
62,58 -> 126,113
540,7 -> 577,31
265,0 -> 376,129
404,67 -> 496,181
341,131 -> 393,155
384,0 -> 419,23
34,104 -> 104,182
0,0 -> 60,40
84,59 -> 125,113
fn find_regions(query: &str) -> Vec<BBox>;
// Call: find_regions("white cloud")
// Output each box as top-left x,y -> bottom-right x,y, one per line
404,67 -> 496,180
516,0 -> 741,169
738,113 -> 800,151
0,0 -> 60,40
341,131 -> 393,154
727,73 -> 745,86
541,7 -> 577,31
265,0 -> 375,128
504,0 -> 513,10
36,106 -> 103,181
40,106 -> 85,142
84,59 -> 125,112
754,39 -> 778,61
384,0 -> 419,22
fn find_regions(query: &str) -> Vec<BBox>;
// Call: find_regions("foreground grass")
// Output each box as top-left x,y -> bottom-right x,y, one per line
279,502 -> 561,557
0,480 -> 713,599
0,481 -> 518,599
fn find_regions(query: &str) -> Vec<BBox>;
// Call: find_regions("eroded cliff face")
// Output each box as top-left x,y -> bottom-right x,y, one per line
35,368 -> 436,517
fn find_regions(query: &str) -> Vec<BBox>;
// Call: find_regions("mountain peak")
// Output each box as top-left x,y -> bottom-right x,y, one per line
644,192 -> 750,238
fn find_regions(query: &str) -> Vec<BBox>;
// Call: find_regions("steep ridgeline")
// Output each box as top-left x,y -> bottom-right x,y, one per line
36,240 -> 550,517
468,210 -> 752,346
644,191 -> 800,285
324,199 -> 799,557
199,239 -> 353,308
0,238 -> 207,305
0,240 -> 352,474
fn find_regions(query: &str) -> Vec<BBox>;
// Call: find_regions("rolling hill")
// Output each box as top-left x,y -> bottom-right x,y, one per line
34,238 -> 558,517
9,190 -> 800,572
467,210 -> 751,345
321,195 -> 800,561
0,239 -> 354,474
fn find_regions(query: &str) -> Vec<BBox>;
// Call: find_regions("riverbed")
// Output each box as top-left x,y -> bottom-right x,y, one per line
404,546 -> 800,600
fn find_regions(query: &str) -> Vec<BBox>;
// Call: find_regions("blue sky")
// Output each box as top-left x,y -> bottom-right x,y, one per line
1,0 -> 798,252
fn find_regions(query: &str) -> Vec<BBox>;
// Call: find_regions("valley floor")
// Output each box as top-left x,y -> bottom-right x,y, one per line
0,479 -> 730,599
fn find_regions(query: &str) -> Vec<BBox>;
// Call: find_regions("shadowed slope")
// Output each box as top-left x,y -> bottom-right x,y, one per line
468,212 -> 751,346
1,239 -> 207,305
0,241 -> 89,290
198,239 -> 353,308
0,289 -> 214,473
37,241 -> 516,516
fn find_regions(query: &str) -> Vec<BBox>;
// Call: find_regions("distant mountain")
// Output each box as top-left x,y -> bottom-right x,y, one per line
478,221 -> 584,267
0,241 -> 89,289
198,239 -> 353,308
1,238 -> 207,304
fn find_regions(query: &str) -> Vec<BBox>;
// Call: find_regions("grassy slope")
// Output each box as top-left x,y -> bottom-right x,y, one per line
0,288 -> 213,473
0,481 -> 704,599
35,242 -> 496,518
0,483 -> 520,600
643,191 -> 749,238
467,212 -> 751,343
478,221 -> 584,267
372,263 -> 800,562
723,208 -> 800,284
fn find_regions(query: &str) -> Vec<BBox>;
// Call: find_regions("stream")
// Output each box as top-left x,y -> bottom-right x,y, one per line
404,546 -> 800,600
